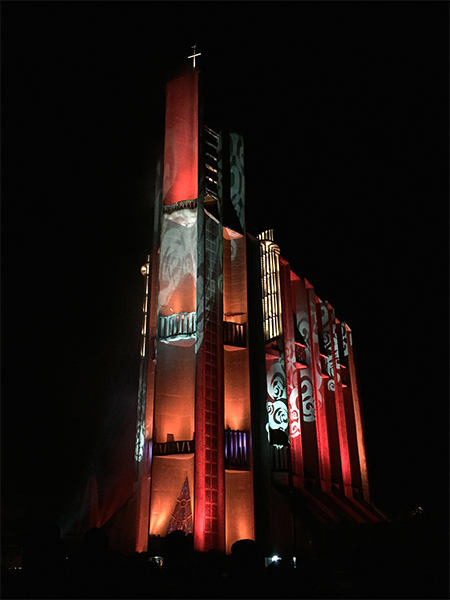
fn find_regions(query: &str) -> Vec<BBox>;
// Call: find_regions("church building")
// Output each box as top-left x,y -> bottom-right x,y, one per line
133,61 -> 383,558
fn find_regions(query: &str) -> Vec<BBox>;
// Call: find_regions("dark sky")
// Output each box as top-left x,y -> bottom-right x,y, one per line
2,4 -> 448,534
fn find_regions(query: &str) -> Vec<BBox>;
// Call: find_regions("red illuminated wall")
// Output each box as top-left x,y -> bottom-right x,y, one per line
305,284 -> 332,492
194,213 -> 225,553
163,71 -> 199,205
346,324 -> 370,502
287,269 -> 374,509
280,260 -> 304,485
326,304 -> 353,498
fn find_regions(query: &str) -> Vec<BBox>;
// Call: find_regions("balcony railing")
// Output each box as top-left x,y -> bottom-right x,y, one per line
271,445 -> 290,472
223,321 -> 246,348
225,428 -> 250,470
162,199 -> 197,214
153,440 -> 194,456
159,312 -> 196,340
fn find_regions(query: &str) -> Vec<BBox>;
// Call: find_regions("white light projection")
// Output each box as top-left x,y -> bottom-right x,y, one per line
308,287 -> 325,414
159,209 -> 197,316
300,369 -> 315,422
266,356 -> 290,448
341,322 -> 349,357
320,304 -> 341,392
289,386 -> 301,437
330,323 -> 342,389
230,238 -> 237,262
319,302 -> 337,392
320,302 -> 332,354
294,284 -> 319,422
296,309 -> 311,366
285,342 -> 301,439
135,209 -> 197,463
135,422 -> 145,462
229,133 -> 245,230
326,356 -> 335,391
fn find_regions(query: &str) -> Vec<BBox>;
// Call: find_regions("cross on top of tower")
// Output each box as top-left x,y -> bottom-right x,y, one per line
188,44 -> 201,68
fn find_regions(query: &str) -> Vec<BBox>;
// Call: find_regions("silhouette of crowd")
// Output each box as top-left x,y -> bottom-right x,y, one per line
2,521 -> 448,599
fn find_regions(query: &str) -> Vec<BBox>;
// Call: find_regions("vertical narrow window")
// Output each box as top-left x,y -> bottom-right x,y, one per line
257,230 -> 283,341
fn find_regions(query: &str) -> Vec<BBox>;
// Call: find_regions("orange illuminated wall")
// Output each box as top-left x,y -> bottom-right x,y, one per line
224,349 -> 251,431
141,69 -> 200,548
225,471 -> 254,554
223,227 -> 254,551
148,208 -> 197,537
223,229 -> 247,319
153,341 -> 196,443
149,455 -> 194,536
223,230 -> 251,431
149,208 -> 198,536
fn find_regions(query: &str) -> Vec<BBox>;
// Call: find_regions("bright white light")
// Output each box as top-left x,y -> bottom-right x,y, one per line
271,555 -> 281,562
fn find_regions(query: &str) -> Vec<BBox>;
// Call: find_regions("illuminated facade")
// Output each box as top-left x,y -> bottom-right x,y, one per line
134,67 -> 382,557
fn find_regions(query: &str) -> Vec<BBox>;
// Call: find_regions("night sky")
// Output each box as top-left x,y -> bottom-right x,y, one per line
3,3 -> 448,536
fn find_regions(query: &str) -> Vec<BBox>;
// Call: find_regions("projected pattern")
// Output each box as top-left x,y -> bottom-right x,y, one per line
229,133 -> 245,229
167,477 -> 193,535
159,209 -> 197,314
266,355 -> 290,447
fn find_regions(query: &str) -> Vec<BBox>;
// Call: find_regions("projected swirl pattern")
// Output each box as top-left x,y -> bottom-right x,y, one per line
289,387 -> 301,437
300,370 -> 315,422
294,281 -> 322,421
266,357 -> 290,447
285,336 -> 301,439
